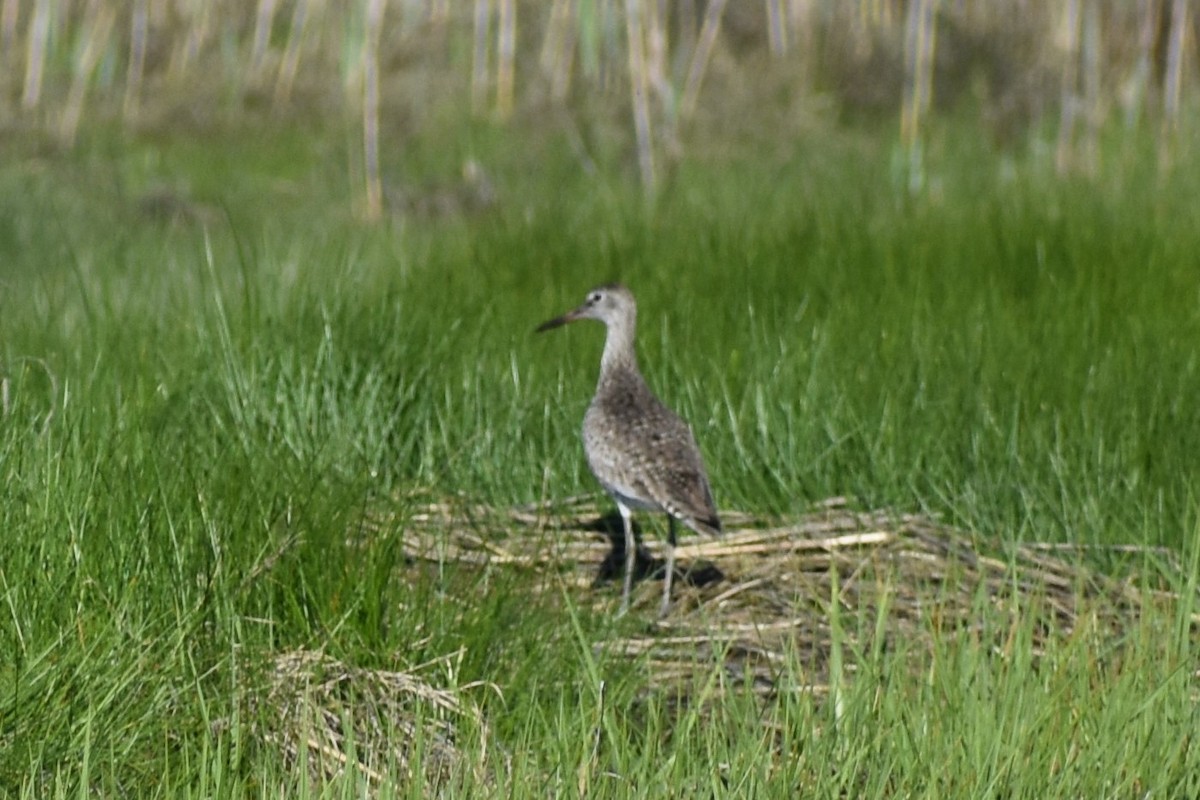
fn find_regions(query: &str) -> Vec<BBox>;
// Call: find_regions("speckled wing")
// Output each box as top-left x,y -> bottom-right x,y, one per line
583,371 -> 722,537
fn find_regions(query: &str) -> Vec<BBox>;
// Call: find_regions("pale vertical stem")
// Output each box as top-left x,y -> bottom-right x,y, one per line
1163,0 -> 1187,120
855,0 -> 871,40
540,0 -> 568,72
624,0 -> 656,199
60,0 -> 116,146
274,0 -> 311,106
645,0 -> 675,154
1160,0 -> 1189,168
599,0 -> 617,91
675,0 -> 697,73
1080,0 -> 1101,174
785,0 -> 800,32
900,0 -> 918,145
880,0 -> 897,27
914,0 -> 936,158
786,0 -> 804,30
900,0 -> 936,146
124,0 -> 148,120
547,0 -> 578,103
178,0 -> 212,76
22,0 -> 53,110
789,0 -> 815,77
679,0 -> 727,123
846,0 -> 870,56
1125,0 -> 1159,130
1,0 -> 19,55
657,0 -> 670,55
578,0 -> 600,78
646,0 -> 668,86
548,0 -> 578,102
901,0 -> 936,191
495,0 -> 515,119
363,0 -> 386,221
1055,0 -> 1081,175
766,0 -> 786,56
251,0 -> 279,75
471,0 -> 491,114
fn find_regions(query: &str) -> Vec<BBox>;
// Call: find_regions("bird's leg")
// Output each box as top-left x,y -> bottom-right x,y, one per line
659,516 -> 678,618
618,504 -> 636,616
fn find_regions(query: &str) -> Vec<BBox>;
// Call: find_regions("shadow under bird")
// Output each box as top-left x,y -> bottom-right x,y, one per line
536,284 -> 722,616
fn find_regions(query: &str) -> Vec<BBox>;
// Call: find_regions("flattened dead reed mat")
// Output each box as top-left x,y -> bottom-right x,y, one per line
387,495 -> 1200,697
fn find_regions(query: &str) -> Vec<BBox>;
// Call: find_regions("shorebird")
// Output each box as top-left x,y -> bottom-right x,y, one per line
536,284 -> 722,616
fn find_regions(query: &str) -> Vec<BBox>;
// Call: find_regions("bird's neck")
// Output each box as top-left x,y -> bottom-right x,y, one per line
598,316 -> 639,381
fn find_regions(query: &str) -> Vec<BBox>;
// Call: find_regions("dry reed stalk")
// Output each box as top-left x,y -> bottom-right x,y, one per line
1123,0 -> 1159,130
175,0 -> 213,78
250,0 -> 280,76
1056,0 -> 1082,175
851,0 -> 897,52
363,0 -> 386,222
787,0 -> 816,78
855,0 -> 871,30
274,0 -> 312,107
785,0 -> 807,30
123,0 -> 149,120
471,0 -> 492,114
429,0 -> 450,24
21,0 -> 53,110
900,0 -> 936,191
1160,0 -> 1189,169
495,0 -> 516,119
679,0 -> 727,123
549,0 -> 577,102
624,0 -> 657,198
766,0 -> 787,56
600,0 -> 623,91
539,0 -> 570,75
540,0 -> 571,85
1,0 -> 18,54
1079,0 -> 1102,174
574,0 -> 598,79
644,0 -> 677,158
60,0 -> 116,147
674,0 -> 698,72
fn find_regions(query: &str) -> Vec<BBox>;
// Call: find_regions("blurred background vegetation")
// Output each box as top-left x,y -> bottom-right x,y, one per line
1,0 -> 1195,213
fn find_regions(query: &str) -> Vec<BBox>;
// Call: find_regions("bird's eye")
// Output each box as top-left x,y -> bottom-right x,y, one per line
589,292 -> 601,303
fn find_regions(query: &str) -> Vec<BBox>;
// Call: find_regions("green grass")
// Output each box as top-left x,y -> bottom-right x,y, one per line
2,121 -> 1200,796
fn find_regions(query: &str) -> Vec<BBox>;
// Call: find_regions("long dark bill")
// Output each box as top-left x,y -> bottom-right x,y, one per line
534,308 -> 583,333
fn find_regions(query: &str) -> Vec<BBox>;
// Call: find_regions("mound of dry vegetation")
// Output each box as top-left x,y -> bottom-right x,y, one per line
388,494 -> 1199,697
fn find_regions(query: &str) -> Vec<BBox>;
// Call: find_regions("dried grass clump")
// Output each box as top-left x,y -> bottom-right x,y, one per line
388,495 -> 1200,697
248,648 -> 501,791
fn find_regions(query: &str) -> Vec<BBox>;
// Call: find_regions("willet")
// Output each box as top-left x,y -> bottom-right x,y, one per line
537,284 -> 722,616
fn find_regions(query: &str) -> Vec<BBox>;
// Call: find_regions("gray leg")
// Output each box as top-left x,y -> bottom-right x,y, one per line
618,504 -> 636,616
659,516 -> 678,617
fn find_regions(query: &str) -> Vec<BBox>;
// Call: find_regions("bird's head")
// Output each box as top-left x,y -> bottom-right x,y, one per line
535,284 -> 635,332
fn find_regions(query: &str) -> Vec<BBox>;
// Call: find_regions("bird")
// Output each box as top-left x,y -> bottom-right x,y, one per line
536,284 -> 722,616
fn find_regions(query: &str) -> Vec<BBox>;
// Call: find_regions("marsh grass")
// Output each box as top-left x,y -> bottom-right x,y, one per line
2,125 -> 1200,796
